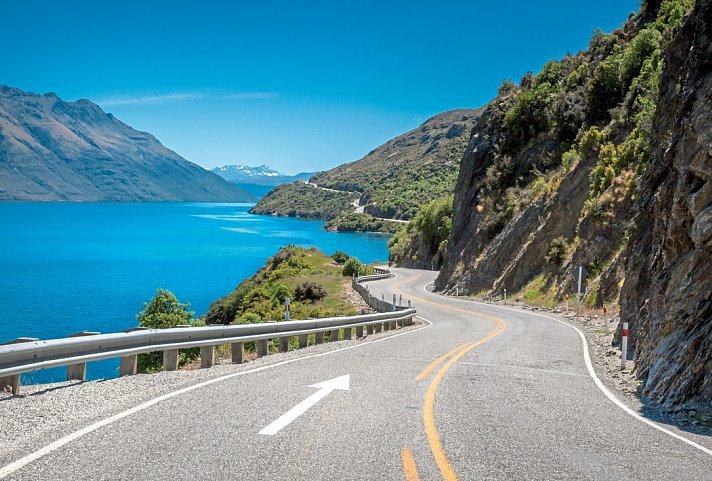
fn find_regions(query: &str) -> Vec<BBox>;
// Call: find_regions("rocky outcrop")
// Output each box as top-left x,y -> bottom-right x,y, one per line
620,0 -> 712,407
0,85 -> 253,202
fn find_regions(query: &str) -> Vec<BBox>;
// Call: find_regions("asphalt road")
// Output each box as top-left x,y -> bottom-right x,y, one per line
2,268 -> 711,480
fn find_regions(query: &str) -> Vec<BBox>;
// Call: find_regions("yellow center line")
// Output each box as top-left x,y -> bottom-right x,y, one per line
416,343 -> 471,381
391,273 -> 507,481
400,448 -> 421,481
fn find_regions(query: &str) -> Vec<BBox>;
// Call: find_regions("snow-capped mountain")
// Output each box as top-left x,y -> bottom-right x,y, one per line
210,164 -> 316,198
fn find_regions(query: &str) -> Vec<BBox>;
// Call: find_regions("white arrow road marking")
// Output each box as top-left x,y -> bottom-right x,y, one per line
259,374 -> 350,436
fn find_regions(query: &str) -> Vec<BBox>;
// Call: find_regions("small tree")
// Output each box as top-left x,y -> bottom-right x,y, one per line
271,283 -> 291,307
342,257 -> 363,277
136,289 -> 196,373
331,250 -> 350,265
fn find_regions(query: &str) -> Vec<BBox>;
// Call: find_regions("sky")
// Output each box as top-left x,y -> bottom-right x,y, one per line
2,0 -> 640,174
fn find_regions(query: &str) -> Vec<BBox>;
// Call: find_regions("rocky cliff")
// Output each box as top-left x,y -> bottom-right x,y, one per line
0,85 -> 254,202
619,0 -> 712,407
393,0 -> 702,406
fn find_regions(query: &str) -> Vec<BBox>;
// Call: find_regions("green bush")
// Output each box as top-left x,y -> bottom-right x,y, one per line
342,257 -> 363,277
271,283 -> 291,307
135,289 -> 198,373
331,251 -> 350,264
545,237 -> 569,266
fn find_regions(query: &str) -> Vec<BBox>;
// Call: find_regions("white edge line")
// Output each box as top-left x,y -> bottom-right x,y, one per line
417,279 -> 712,458
0,316 -> 433,478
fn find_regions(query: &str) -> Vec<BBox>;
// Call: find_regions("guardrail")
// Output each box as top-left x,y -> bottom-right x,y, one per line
0,272 -> 414,395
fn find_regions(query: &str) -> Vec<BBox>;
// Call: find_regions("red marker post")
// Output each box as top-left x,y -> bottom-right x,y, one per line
620,322 -> 628,370
603,306 -> 609,334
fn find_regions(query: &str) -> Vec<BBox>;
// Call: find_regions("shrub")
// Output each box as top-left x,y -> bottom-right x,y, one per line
136,289 -> 194,329
545,237 -> 569,266
271,283 -> 291,307
294,281 -> 327,302
331,251 -> 350,264
342,257 -> 363,277
135,289 -> 197,373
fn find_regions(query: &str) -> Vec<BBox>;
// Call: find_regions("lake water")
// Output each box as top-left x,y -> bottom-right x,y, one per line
0,203 -> 390,384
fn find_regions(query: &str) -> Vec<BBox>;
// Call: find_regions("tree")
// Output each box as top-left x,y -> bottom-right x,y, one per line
136,289 -> 196,373
137,288 -> 194,328
342,257 -> 363,277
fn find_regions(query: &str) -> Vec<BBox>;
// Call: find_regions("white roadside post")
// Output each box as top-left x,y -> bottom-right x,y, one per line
399,294 -> 402,307
504,288 -> 507,302
621,322 -> 629,370
455,286 -> 459,297
392,294 -> 397,311
285,297 -> 291,321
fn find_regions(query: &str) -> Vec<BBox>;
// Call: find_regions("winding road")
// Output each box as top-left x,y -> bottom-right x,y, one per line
1,268 -> 710,480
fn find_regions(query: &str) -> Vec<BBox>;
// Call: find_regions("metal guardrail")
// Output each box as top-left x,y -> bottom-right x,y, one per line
0,272 -> 414,394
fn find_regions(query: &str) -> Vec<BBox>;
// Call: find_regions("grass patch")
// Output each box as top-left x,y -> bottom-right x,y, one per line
521,274 -> 559,308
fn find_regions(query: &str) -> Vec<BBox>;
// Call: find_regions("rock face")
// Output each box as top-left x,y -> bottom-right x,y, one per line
620,0 -> 712,407
0,85 -> 254,202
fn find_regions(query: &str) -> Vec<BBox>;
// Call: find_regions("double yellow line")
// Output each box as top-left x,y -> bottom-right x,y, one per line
394,277 -> 507,481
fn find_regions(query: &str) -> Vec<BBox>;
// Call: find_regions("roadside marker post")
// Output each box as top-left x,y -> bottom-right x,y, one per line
504,289 -> 507,302
572,265 -> 587,316
392,294 -> 397,312
399,294 -> 402,307
285,297 -> 291,321
603,306 -> 609,334
455,286 -> 459,297
621,322 -> 628,370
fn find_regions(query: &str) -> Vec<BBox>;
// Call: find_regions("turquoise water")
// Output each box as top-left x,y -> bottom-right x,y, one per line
0,203 -> 389,384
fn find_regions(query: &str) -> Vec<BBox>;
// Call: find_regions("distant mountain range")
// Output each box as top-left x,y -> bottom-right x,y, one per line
211,164 -> 314,198
0,85 -> 255,202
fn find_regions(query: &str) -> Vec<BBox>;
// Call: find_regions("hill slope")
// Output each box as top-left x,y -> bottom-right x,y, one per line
250,109 -> 479,229
393,0 -> 707,407
0,85 -> 254,202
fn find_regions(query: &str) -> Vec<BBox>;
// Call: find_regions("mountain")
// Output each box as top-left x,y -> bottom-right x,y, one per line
211,164 -> 313,185
211,164 -> 314,199
0,85 -> 255,202
250,109 -> 479,231
393,0 -> 706,407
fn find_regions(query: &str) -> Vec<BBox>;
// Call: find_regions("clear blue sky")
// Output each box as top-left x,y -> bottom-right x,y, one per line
3,0 -> 640,174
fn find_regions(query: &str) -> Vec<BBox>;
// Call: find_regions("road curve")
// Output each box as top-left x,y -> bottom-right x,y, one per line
1,268 -> 710,480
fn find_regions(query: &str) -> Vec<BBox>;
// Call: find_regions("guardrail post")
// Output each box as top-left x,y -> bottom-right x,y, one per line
367,324 -> 374,335
356,326 -> 364,338
66,331 -> 100,381
383,321 -> 390,331
200,346 -> 215,368
163,349 -> 179,371
231,342 -> 244,364
298,334 -> 308,349
329,329 -> 339,342
279,337 -> 290,353
344,327 -> 352,340
0,337 -> 39,394
315,332 -> 324,344
257,339 -> 269,357
119,355 -> 138,376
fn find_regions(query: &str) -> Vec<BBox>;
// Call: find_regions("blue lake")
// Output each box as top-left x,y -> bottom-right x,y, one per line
0,203 -> 390,384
